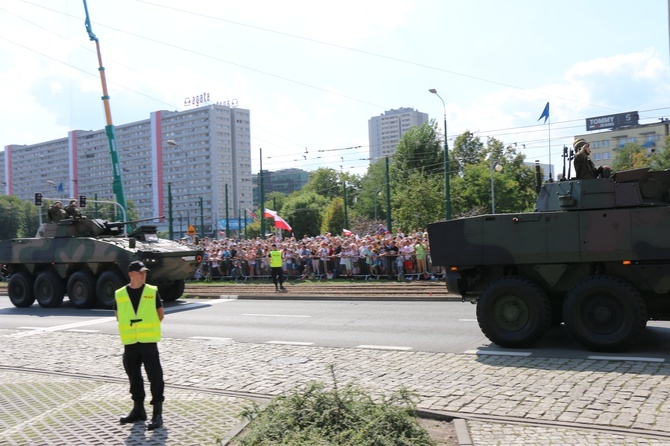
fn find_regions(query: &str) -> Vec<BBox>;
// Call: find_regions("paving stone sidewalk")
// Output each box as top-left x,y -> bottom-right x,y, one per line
1,328 -> 670,445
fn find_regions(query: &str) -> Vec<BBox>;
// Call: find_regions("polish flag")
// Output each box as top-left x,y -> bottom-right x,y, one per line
343,229 -> 353,236
264,209 -> 292,232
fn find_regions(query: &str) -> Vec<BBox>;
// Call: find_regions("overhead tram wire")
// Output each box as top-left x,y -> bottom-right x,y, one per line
136,0 -> 625,114
11,2 -> 670,172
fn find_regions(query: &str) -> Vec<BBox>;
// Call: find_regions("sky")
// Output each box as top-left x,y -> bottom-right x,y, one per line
1,0 -> 669,178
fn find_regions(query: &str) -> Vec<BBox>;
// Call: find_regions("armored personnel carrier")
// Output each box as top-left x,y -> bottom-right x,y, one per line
427,167 -> 670,352
1,217 -> 202,309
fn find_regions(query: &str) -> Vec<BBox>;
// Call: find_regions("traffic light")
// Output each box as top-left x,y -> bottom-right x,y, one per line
34,193 -> 43,206
79,195 -> 87,208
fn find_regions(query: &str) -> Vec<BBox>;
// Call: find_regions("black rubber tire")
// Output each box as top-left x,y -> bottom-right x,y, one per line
563,275 -> 647,352
67,271 -> 97,309
8,272 -> 36,308
477,276 -> 552,348
158,280 -> 186,302
34,271 -> 66,308
96,270 -> 126,309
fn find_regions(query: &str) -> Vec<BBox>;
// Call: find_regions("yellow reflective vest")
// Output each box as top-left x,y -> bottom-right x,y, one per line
115,284 -> 161,345
269,250 -> 283,268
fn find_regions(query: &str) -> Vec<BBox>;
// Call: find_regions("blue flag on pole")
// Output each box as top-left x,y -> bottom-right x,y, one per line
537,102 -> 550,124
57,182 -> 63,193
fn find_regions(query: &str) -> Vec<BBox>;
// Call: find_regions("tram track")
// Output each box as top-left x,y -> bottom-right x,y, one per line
182,279 -> 457,299
2,365 -> 669,442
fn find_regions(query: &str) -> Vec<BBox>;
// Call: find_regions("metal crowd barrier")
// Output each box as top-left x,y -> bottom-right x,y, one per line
193,254 -> 444,282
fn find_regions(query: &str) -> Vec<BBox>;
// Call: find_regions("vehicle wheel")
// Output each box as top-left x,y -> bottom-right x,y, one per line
96,270 -> 127,309
563,276 -> 647,352
34,271 -> 66,308
477,276 -> 552,348
67,271 -> 97,309
158,280 -> 186,302
8,272 -> 36,307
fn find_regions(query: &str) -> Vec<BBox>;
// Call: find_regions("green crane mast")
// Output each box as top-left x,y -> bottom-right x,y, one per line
82,0 -> 127,218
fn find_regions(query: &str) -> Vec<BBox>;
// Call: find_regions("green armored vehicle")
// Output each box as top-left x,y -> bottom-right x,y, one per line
427,167 -> 670,352
1,218 -> 202,309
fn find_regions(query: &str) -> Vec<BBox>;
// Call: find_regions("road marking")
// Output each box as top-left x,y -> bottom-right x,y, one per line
189,336 -> 234,345
190,336 -> 234,341
267,341 -> 314,346
242,313 -> 311,318
588,355 -> 665,363
9,316 -> 115,337
465,350 -> 532,357
459,319 -> 477,322
357,345 -> 412,351
66,329 -> 99,333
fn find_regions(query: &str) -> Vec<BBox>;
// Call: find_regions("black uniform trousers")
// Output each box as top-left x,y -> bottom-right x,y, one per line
123,342 -> 165,405
270,266 -> 284,287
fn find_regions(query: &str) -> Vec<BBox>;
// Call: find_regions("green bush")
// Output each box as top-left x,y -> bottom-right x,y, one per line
235,366 -> 435,446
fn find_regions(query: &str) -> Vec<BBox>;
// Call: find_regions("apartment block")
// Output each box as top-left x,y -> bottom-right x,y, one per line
368,107 -> 428,162
0,104 -> 252,237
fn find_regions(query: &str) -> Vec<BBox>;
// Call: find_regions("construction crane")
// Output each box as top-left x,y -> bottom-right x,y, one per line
82,0 -> 127,218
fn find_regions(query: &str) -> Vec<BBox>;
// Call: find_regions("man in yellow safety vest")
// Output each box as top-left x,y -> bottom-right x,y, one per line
269,243 -> 286,292
114,260 -> 165,430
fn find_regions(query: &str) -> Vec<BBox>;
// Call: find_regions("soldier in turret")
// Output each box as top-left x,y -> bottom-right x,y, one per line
47,201 -> 66,223
573,139 -> 611,180
64,199 -> 86,220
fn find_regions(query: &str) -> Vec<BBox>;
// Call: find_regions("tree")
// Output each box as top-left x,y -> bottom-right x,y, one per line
353,160 -> 387,221
0,196 -> 24,239
450,142 -> 537,217
391,122 -> 443,177
264,191 -> 286,213
650,136 -> 670,170
391,172 -> 444,231
281,191 -> 329,238
451,131 -> 485,173
321,197 -> 345,235
612,143 -> 649,171
302,168 -> 342,200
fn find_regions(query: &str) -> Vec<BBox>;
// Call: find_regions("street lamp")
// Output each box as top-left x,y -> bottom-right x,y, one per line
490,160 -> 503,214
429,89 -> 451,220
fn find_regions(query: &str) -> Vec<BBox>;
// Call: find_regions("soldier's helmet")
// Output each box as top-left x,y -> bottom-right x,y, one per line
573,138 -> 589,152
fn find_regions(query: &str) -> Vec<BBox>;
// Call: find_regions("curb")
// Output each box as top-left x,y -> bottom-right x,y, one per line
187,294 -> 460,302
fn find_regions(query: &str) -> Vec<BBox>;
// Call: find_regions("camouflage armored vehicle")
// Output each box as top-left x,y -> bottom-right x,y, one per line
1,217 -> 202,309
427,167 -> 670,352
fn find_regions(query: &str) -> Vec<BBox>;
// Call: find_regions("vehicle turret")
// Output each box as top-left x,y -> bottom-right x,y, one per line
427,167 -> 670,352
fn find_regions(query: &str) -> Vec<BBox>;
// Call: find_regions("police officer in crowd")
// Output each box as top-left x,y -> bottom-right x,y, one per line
114,260 -> 165,430
269,243 -> 286,292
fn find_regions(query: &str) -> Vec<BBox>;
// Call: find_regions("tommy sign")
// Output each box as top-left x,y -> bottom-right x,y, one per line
586,111 -> 639,131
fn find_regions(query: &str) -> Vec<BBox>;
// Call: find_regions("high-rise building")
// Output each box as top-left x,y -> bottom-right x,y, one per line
252,168 -> 309,207
0,104 -> 252,237
368,107 -> 429,162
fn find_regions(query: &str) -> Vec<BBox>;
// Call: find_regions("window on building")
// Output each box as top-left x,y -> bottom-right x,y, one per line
593,153 -> 601,160
603,152 -> 611,160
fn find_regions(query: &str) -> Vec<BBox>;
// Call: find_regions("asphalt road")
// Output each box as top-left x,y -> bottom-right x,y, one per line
2,295 -> 670,361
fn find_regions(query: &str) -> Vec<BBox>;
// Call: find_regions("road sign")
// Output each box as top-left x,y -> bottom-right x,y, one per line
187,224 -> 196,235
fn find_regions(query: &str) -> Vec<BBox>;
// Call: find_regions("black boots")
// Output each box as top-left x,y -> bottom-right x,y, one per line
147,402 -> 163,430
120,401 -> 147,424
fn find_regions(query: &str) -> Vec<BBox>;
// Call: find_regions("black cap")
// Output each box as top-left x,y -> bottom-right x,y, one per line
128,260 -> 150,273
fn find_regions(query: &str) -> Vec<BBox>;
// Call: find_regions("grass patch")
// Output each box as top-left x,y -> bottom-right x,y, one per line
234,365 -> 436,446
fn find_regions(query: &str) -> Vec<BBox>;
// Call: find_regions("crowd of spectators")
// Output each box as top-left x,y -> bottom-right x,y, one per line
189,225 -> 444,281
